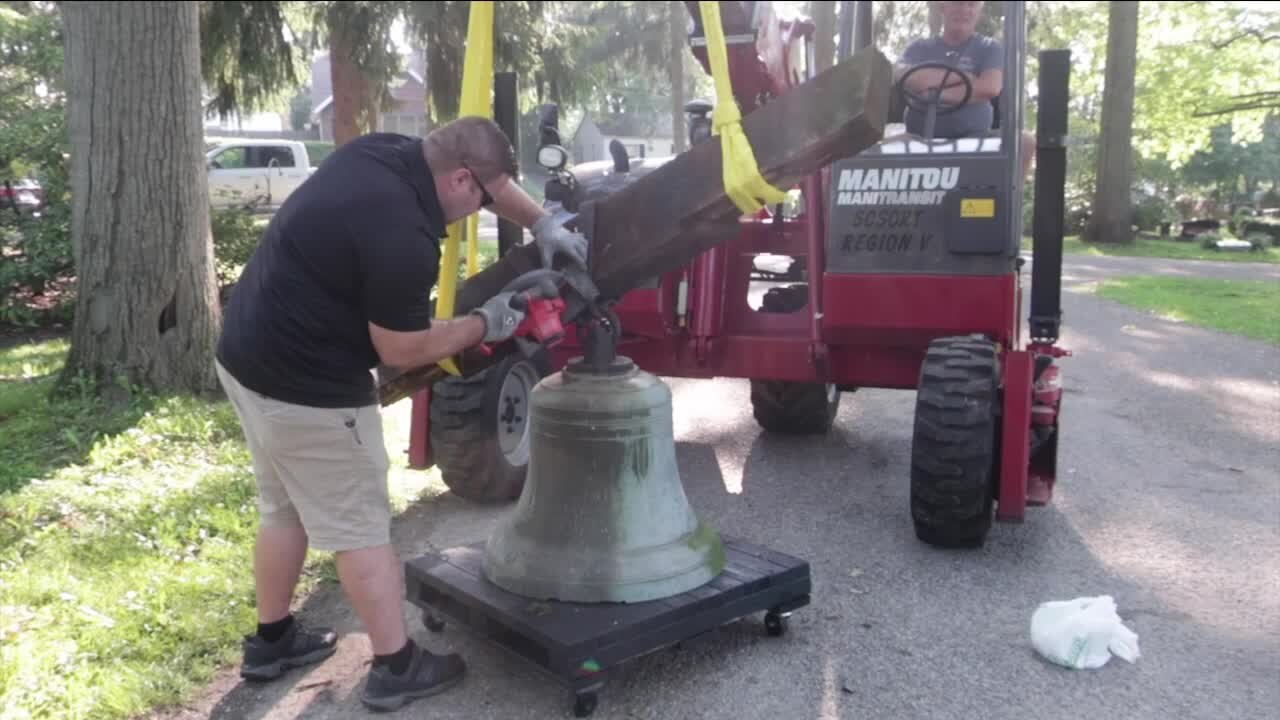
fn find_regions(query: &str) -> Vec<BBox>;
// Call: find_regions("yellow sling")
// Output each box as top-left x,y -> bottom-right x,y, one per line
699,1 -> 788,215
434,1 -> 494,376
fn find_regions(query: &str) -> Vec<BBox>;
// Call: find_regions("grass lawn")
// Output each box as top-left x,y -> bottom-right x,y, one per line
0,337 -> 439,719
1024,234 -> 1280,264
303,141 -> 335,166
440,237 -> 501,289
464,238 -> 501,276
1097,276 -> 1280,346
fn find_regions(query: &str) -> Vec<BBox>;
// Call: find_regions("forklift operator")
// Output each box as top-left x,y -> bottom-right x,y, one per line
896,0 -> 1034,175
214,116 -> 587,711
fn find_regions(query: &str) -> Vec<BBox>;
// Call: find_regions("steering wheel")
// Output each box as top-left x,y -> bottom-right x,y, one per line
896,61 -> 974,117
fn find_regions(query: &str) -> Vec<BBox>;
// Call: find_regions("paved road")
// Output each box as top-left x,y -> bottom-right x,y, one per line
155,256 -> 1279,720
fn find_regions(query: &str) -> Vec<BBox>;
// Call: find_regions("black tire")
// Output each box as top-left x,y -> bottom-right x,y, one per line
910,336 -> 1000,548
759,283 -> 808,314
749,284 -> 841,435
750,381 -> 840,434
429,352 -> 549,503
573,692 -> 598,718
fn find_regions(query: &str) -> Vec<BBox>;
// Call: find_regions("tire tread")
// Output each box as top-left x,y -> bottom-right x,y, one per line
910,336 -> 1000,548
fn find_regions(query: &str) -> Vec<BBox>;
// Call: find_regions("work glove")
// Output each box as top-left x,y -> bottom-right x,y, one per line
470,291 -> 527,344
532,213 -> 588,270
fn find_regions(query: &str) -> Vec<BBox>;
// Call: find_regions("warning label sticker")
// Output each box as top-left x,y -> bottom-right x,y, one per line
961,198 -> 996,218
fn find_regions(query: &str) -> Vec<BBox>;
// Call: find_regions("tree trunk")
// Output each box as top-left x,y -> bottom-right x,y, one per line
812,1 -> 837,72
670,0 -> 687,154
330,24 -> 376,146
1085,0 -> 1139,245
60,1 -> 220,400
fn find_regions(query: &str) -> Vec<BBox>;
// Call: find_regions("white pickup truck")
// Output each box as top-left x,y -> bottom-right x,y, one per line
206,139 -> 317,211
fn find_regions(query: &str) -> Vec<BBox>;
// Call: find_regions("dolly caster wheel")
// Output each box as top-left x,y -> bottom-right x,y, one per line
572,691 -> 598,718
764,610 -> 787,637
422,610 -> 445,633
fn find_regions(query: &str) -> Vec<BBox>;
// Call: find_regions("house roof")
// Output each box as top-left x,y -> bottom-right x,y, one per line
310,50 -> 426,119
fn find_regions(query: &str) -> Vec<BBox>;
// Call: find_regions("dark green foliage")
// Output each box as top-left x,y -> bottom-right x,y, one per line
317,0 -> 405,117
0,4 -> 73,327
405,1 -> 471,125
209,204 -> 262,290
199,1 -> 300,119
0,209 -> 73,328
1133,195 -> 1176,232
1239,217 -> 1280,245
304,141 -> 335,165
405,1 -> 555,125
289,88 -> 312,130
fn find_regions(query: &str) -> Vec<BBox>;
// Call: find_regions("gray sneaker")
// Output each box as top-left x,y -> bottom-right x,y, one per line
361,644 -> 467,712
240,621 -> 338,681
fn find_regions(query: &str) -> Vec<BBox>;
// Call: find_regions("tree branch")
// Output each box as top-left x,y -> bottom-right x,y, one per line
1222,91 -> 1280,101
1212,28 -> 1280,50
1192,101 -> 1280,117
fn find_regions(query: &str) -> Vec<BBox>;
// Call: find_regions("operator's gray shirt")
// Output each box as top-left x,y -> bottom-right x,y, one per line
901,34 -> 1003,138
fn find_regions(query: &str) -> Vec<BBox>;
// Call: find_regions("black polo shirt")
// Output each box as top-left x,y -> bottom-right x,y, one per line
216,133 -> 446,408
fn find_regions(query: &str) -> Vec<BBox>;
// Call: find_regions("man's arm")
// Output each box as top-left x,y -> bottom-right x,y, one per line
368,316 -> 485,371
946,38 -> 1005,104
936,68 -> 1001,104
899,38 -> 1003,105
486,175 -> 545,229
898,40 -> 966,94
485,173 -> 589,269
898,40 -> 939,93
905,68 -> 966,94
355,199 -> 490,371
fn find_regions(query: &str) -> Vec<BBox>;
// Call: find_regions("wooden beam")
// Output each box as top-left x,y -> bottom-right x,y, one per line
377,48 -> 892,406
588,47 -> 892,299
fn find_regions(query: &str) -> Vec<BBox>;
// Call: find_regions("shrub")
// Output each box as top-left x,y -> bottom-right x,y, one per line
304,141 -> 335,167
1133,195 -> 1176,232
0,175 -> 74,327
1238,217 -> 1280,246
1244,232 -> 1271,249
1260,187 -> 1280,209
1199,232 -> 1222,250
1228,206 -> 1253,235
210,202 -> 262,290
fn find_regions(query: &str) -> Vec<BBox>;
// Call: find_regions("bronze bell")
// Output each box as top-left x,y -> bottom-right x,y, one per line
482,355 -> 725,604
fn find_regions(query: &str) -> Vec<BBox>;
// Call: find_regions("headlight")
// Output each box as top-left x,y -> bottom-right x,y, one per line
537,145 -> 568,171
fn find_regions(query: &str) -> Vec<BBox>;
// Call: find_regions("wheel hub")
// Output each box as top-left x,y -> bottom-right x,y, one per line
497,361 -> 539,466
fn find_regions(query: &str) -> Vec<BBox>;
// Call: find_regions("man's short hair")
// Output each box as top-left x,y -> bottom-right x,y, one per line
423,116 -> 517,183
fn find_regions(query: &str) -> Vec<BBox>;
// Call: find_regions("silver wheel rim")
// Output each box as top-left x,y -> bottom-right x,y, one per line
497,361 -> 539,466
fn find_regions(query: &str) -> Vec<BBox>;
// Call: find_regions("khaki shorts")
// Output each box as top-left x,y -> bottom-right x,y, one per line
216,360 -> 391,552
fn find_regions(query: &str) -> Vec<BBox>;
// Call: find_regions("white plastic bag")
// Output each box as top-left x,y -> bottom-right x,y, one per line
1030,595 -> 1141,670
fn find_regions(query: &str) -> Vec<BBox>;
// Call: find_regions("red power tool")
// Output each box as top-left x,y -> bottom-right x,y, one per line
477,269 -> 569,358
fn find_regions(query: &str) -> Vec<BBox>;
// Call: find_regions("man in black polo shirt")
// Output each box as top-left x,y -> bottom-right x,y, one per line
214,117 -> 586,710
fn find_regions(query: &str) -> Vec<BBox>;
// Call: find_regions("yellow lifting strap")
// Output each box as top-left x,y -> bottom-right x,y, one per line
699,0 -> 788,215
434,1 -> 494,376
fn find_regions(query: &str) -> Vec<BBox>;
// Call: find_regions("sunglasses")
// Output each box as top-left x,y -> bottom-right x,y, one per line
465,166 -> 494,207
